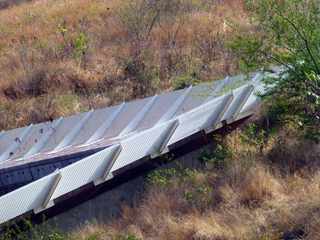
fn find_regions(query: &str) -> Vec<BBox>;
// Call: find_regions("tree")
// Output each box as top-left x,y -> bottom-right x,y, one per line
231,0 -> 320,140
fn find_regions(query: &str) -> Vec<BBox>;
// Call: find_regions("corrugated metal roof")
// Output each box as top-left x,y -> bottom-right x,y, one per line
0,70 -> 281,174
0,69 -> 281,226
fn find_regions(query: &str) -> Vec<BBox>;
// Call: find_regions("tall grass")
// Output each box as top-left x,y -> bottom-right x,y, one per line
64,122 -> 320,240
0,0 -> 249,130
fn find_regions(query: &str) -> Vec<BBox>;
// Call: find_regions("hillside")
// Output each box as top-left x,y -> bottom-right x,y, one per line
0,0 -> 248,131
0,0 -> 319,239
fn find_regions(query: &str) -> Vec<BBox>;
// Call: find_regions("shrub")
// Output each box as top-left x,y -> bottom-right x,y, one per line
73,32 -> 89,68
231,0 -> 320,141
240,123 -> 268,153
146,168 -> 177,187
0,219 -> 68,240
172,74 -> 199,90
183,184 -> 212,209
199,143 -> 231,170
115,234 -> 141,240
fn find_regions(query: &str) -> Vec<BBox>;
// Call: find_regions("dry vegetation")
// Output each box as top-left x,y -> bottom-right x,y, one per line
0,0 -> 249,131
1,0 -> 319,239
68,122 -> 320,240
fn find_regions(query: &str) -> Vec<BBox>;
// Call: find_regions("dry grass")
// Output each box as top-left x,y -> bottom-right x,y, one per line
2,1 -> 319,239
67,128 -> 320,240
0,0 -> 250,131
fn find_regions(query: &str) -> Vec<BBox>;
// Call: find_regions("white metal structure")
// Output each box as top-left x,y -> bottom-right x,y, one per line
0,70 -> 280,225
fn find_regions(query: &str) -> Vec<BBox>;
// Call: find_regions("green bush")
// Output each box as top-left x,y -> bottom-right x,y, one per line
147,168 -> 177,187
84,233 -> 101,240
183,184 -> 212,209
73,32 -> 89,67
199,143 -> 230,169
115,234 -> 141,240
0,221 -> 68,240
172,74 -> 199,90
231,0 -> 320,141
240,123 -> 269,151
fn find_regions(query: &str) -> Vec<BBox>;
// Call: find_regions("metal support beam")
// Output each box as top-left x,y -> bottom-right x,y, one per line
206,76 -> 230,100
94,144 -> 123,185
118,95 -> 158,137
34,169 -> 62,213
102,144 -> 122,180
85,102 -> 126,144
53,110 -> 94,151
157,86 -> 192,124
151,120 -> 179,158
204,93 -> 234,133
228,84 -> 254,122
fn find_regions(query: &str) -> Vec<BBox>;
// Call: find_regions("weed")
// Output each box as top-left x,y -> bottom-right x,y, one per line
147,168 -> 177,187
115,234 -> 141,240
184,184 -> 212,209
172,74 -> 199,90
199,144 -> 230,170
84,233 -> 100,240
73,32 -> 89,68
240,123 -> 268,153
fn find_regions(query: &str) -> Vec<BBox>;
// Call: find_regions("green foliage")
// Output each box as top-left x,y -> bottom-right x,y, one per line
231,0 -> 320,141
115,234 -> 141,240
172,74 -> 199,90
57,22 -> 68,37
0,219 -> 68,240
53,93 -> 83,114
147,165 -> 199,187
147,165 -> 213,210
241,123 -> 268,150
183,184 -> 212,209
199,144 -> 230,169
73,32 -> 89,67
47,233 -> 66,240
229,35 -> 263,72
85,233 -> 101,240
147,168 -> 177,187
56,22 -> 89,66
